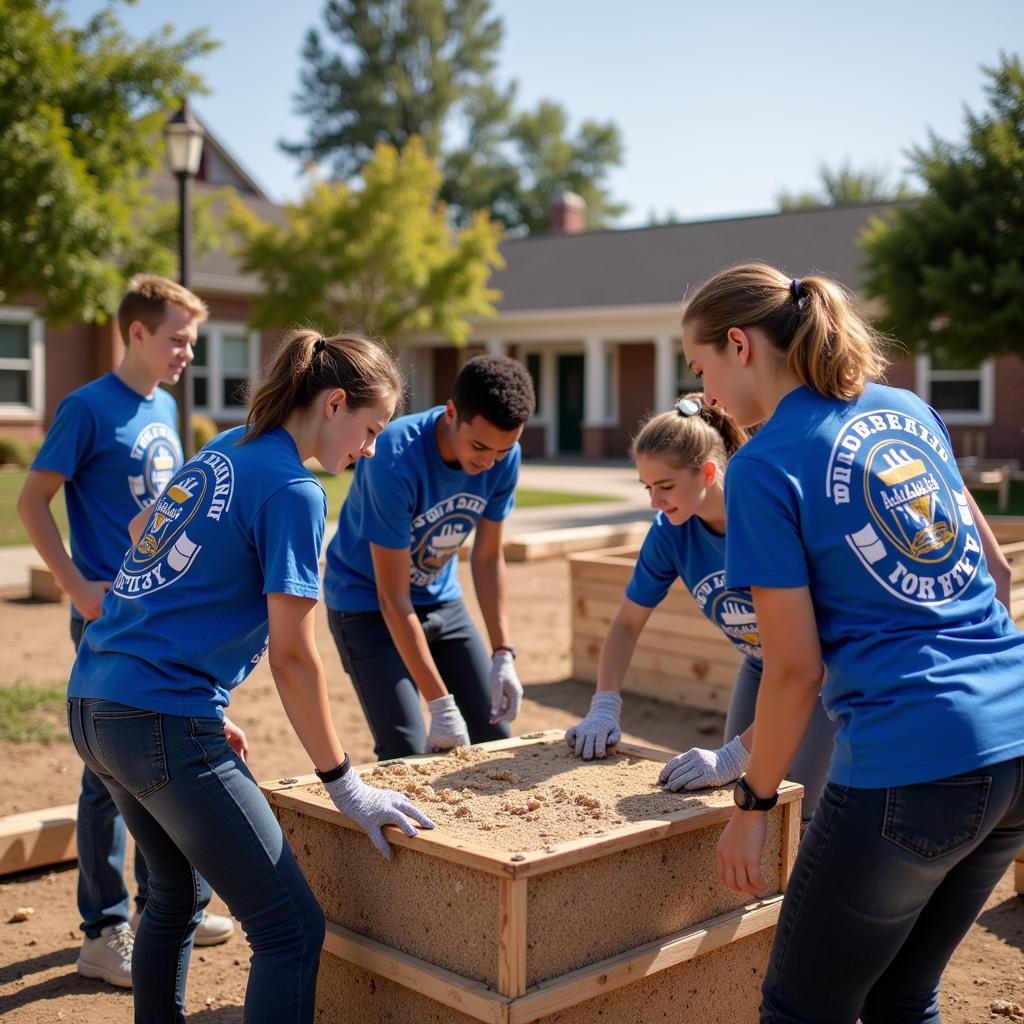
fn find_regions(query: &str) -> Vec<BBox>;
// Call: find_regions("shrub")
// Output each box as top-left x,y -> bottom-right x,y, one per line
191,414 -> 219,452
0,435 -> 27,467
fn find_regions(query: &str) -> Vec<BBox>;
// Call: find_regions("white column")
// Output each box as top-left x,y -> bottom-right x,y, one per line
583,336 -> 607,425
654,334 -> 678,412
541,348 -> 558,457
485,339 -> 507,358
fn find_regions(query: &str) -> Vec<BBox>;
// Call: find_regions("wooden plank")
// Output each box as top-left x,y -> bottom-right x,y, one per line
508,897 -> 784,1023
575,597 -> 726,643
322,921 -> 511,1024
572,639 -> 741,688
498,878 -> 528,998
572,658 -> 735,712
573,620 -> 743,665
992,519 -> 1024,545
0,803 -> 77,876
780,793 -> 803,891
614,741 -> 675,762
506,784 -> 802,879
29,565 -> 65,603
505,522 -> 650,562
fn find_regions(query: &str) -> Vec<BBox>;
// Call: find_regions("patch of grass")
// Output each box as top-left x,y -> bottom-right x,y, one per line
513,488 -> 620,507
972,481 -> 1024,518
0,682 -> 69,743
0,470 -> 69,546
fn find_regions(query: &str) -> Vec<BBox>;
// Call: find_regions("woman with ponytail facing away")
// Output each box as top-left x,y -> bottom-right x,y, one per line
67,329 -> 434,1024
683,263 -> 1024,1023
566,394 -> 837,825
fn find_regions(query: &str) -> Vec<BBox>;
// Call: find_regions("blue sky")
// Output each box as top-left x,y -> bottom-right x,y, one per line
67,0 -> 1021,226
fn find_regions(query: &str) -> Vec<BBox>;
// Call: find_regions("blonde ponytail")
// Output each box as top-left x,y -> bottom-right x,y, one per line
682,262 -> 889,401
631,392 -> 748,471
242,328 -> 401,443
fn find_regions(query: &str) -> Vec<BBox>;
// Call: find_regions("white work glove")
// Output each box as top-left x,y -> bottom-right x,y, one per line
659,734 -> 750,792
426,694 -> 471,751
489,651 -> 523,725
323,770 -> 435,859
565,691 -> 622,760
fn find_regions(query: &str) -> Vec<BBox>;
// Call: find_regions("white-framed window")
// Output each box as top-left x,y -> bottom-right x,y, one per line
191,322 -> 260,420
915,353 -> 994,426
0,307 -> 44,418
675,352 -> 701,398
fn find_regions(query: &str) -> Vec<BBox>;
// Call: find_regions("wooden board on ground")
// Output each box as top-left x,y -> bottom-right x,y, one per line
0,803 -> 77,876
262,732 -> 802,1023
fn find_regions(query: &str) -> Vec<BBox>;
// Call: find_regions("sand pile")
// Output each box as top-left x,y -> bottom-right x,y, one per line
329,739 -> 732,853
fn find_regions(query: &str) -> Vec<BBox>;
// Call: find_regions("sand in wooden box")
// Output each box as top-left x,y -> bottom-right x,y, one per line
265,732 -> 801,1000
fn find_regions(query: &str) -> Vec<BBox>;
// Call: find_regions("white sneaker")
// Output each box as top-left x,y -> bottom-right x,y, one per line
77,923 -> 133,988
129,909 -> 236,947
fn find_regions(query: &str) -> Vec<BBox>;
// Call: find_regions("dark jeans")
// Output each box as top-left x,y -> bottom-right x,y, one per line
724,656 -> 839,824
328,599 -> 510,760
68,697 -> 325,1024
70,616 -> 150,936
762,757 -> 1024,1023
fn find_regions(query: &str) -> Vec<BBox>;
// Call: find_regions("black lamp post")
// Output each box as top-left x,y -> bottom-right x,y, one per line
163,98 -> 204,458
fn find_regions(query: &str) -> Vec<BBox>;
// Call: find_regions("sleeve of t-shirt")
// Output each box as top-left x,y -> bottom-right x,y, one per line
356,453 -> 416,550
253,480 -> 327,598
924,402 -> 954,447
482,445 -> 520,522
31,395 -> 96,480
625,520 -> 678,607
725,454 -> 810,590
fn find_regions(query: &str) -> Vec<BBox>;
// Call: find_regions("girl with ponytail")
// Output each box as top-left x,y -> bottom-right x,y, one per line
682,262 -> 1024,1022
566,393 -> 837,825
67,328 -> 434,1022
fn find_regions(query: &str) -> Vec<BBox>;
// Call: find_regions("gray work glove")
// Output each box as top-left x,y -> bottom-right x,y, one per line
489,651 -> 523,725
565,691 -> 623,760
426,693 -> 471,751
659,734 -> 750,792
324,770 -> 435,859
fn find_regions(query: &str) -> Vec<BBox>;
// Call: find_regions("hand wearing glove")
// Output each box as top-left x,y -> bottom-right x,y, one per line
426,693 -> 471,750
323,769 -> 435,859
658,734 -> 750,792
565,691 -> 623,760
489,650 -> 523,725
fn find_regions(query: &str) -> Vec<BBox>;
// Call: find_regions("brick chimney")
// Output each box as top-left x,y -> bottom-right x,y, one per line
549,189 -> 587,235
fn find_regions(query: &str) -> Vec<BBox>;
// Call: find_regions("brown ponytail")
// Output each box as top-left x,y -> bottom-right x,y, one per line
682,262 -> 889,401
631,392 -> 748,471
241,328 -> 401,443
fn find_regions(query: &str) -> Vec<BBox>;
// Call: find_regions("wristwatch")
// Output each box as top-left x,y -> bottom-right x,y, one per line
733,776 -> 779,812
493,644 -> 518,659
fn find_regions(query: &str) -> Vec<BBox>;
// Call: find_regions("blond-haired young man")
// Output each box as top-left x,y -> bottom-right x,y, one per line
18,275 -> 234,986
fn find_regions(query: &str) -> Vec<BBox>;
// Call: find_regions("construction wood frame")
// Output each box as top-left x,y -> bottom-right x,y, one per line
261,731 -> 803,1023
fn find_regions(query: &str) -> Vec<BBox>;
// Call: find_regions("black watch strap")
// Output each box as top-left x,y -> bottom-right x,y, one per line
315,752 -> 351,784
493,644 -> 517,659
733,776 -> 779,812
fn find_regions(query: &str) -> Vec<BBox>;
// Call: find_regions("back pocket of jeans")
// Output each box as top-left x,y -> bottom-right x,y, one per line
93,709 -> 169,800
882,775 -> 991,860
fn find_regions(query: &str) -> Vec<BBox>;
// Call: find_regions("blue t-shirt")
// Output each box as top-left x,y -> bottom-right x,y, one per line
725,382 -> 1024,788
323,406 -> 520,612
626,511 -> 762,663
69,426 -> 327,717
32,373 -> 182,617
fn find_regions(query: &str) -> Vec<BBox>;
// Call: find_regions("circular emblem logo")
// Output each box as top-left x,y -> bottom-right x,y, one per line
827,409 -> 980,606
128,423 -> 183,509
408,492 -> 487,587
692,571 -> 763,660
114,450 -> 234,599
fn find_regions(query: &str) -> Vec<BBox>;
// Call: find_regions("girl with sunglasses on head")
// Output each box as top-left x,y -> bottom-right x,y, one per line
682,262 -> 1023,1024
566,393 -> 838,826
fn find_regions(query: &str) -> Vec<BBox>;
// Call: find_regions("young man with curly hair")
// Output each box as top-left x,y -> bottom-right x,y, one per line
324,355 -> 536,758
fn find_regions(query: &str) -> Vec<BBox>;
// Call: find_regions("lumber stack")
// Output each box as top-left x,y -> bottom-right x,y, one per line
262,732 -> 803,1023
0,803 -> 77,876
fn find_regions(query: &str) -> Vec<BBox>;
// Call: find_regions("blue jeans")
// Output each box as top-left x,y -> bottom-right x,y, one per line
328,600 -> 510,760
762,757 -> 1024,1023
68,697 -> 325,1024
724,657 -> 839,824
70,616 -> 150,936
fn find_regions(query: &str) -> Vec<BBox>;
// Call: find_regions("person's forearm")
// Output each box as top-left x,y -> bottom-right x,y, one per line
743,664 -> 821,798
471,552 -> 511,651
378,594 -> 448,701
270,652 -> 346,772
596,618 -> 642,693
17,492 -> 84,594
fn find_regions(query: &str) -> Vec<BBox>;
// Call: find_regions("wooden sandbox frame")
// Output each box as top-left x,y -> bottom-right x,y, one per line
571,530 -> 1024,713
262,732 -> 803,1023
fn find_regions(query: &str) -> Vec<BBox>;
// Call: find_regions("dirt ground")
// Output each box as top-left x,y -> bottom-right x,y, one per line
1,558 -> 1021,1023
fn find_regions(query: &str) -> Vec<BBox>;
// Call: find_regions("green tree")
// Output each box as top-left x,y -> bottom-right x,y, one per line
0,0 -> 216,322
861,54 -> 1024,363
777,161 -> 913,211
284,0 -> 626,232
228,138 -> 504,344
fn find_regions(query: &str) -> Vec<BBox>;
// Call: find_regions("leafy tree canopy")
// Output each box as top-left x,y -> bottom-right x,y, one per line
777,161 -> 914,210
